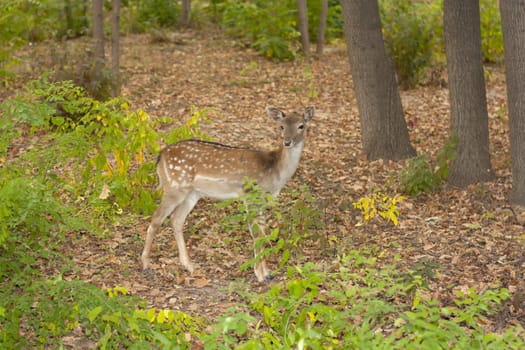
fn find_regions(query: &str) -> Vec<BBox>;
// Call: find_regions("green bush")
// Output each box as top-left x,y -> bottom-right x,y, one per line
130,0 -> 180,32
380,0 -> 439,89
399,135 -> 458,196
0,175 -> 72,249
480,0 -> 503,62
0,77 -> 213,348
0,0 -> 88,82
1,78 -> 210,221
218,0 -> 300,60
203,251 -> 524,348
216,0 -> 347,59
307,0 -> 343,43
0,279 -> 203,348
218,181 -> 324,275
399,155 -> 439,195
0,0 -> 30,83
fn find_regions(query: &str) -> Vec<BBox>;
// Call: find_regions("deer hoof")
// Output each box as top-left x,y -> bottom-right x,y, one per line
255,273 -> 273,284
183,262 -> 195,274
142,267 -> 155,279
141,256 -> 151,270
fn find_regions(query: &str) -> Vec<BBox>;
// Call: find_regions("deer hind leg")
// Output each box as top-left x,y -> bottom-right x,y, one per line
248,214 -> 271,283
141,190 -> 190,270
169,191 -> 200,274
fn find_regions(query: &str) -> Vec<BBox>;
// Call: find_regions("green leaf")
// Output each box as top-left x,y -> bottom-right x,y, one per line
88,306 -> 103,322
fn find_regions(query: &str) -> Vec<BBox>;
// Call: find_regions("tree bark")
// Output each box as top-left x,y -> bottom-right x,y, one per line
296,0 -> 310,58
111,0 -> 121,96
64,0 -> 73,38
340,0 -> 416,160
92,0 -> 105,75
180,0 -> 191,27
500,0 -> 525,205
444,0 -> 494,187
316,0 -> 328,55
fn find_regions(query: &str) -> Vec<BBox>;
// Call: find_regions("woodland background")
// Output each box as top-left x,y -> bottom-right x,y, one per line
1,0 -> 524,348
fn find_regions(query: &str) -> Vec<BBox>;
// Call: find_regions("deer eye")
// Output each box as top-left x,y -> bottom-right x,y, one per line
298,124 -> 305,130
280,125 -> 285,130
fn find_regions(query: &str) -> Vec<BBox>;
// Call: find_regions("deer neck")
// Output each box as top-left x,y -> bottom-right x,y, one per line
268,140 -> 305,195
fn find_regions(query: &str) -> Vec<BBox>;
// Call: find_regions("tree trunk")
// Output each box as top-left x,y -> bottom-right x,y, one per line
340,0 -> 416,160
92,0 -> 105,75
444,0 -> 494,187
500,0 -> 525,206
64,0 -> 73,38
296,0 -> 310,58
111,0 -> 121,96
180,0 -> 191,27
316,0 -> 328,55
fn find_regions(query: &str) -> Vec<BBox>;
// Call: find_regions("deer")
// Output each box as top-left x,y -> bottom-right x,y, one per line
141,106 -> 314,282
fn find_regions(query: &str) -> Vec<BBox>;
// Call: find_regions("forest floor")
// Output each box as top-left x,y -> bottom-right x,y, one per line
15,30 -> 525,331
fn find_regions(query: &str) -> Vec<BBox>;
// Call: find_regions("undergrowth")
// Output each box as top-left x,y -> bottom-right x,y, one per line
398,134 -> 458,195
1,79 -> 523,348
203,252 -> 524,349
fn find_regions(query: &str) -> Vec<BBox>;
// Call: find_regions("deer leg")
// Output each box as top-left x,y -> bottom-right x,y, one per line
141,191 -> 189,270
170,191 -> 200,274
248,213 -> 271,282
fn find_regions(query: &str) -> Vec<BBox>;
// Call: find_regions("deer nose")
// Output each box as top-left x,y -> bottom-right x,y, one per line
284,139 -> 292,147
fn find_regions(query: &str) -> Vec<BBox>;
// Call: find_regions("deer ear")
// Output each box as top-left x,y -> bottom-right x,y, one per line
304,106 -> 315,121
266,106 -> 285,121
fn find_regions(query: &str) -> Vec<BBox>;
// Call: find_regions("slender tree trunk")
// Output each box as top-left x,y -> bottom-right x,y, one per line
500,0 -> 525,206
316,0 -> 328,55
64,0 -> 73,38
92,0 -> 105,75
340,0 -> 416,160
444,0 -> 493,186
111,0 -> 121,96
180,0 -> 191,27
296,0 -> 310,58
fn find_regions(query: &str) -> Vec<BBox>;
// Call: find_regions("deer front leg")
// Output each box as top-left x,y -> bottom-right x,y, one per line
170,191 -> 200,274
249,215 -> 271,282
142,191 -> 188,270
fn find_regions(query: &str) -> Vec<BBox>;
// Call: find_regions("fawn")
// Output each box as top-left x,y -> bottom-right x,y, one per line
141,106 -> 314,282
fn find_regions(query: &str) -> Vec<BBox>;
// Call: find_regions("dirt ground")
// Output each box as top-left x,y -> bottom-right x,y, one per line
18,30 -> 525,330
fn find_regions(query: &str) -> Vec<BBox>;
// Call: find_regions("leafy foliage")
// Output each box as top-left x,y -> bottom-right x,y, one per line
1,78 -> 209,223
0,279 -> 203,348
0,0 -> 88,83
0,2 -> 520,348
203,251 -> 524,348
380,0 -> 439,89
379,0 -> 503,87
399,135 -> 458,195
0,78 -> 211,348
129,0 -> 180,32
218,180 -> 324,274
480,0 -> 503,62
306,0 -> 343,43
217,0 -> 300,60
353,191 -> 404,226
